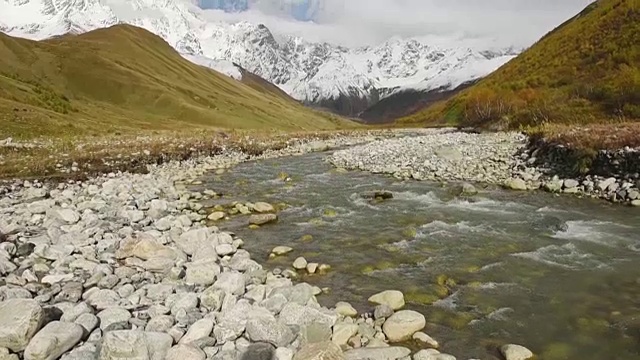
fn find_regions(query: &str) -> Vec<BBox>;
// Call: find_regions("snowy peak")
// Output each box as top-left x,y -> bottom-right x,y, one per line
0,0 -> 518,118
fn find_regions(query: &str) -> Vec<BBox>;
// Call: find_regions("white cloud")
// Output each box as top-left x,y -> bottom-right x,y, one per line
198,0 -> 595,48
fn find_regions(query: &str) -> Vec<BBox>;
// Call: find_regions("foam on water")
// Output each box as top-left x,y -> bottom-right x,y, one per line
513,243 -> 608,269
393,191 -> 442,204
446,198 -> 528,215
552,220 -> 634,247
417,220 -> 504,239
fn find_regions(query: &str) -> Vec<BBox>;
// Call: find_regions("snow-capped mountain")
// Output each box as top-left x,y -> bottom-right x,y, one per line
0,0 -> 518,117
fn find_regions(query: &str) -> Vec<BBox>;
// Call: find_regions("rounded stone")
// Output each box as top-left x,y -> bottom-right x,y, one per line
382,310 -> 426,342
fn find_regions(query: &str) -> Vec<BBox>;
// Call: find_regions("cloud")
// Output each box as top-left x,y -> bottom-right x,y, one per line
198,0 -> 595,48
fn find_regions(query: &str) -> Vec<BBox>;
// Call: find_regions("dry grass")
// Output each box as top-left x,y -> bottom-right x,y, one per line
528,122 -> 640,151
0,129 -> 386,180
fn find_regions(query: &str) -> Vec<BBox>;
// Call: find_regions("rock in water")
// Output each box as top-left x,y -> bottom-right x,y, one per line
293,257 -> 308,270
361,190 -> 393,200
293,341 -> 343,360
23,321 -> 83,360
368,290 -> 405,310
500,344 -> 534,360
253,202 -> 275,213
0,299 -> 44,352
382,310 -> 426,342
271,246 -> 294,256
249,214 -> 278,225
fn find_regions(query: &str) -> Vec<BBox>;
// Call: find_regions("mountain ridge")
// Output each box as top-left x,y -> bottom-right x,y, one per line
399,0 -> 640,129
0,24 -> 352,138
0,0 -> 518,118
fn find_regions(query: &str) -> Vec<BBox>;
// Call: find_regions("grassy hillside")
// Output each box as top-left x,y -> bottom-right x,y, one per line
0,25 -> 353,139
400,0 -> 640,129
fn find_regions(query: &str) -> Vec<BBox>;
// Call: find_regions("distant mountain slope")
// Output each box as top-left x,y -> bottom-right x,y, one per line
0,0 -> 517,118
0,24 -> 351,138
400,0 -> 640,129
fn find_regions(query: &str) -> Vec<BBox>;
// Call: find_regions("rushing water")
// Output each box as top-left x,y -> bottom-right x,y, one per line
201,151 -> 640,360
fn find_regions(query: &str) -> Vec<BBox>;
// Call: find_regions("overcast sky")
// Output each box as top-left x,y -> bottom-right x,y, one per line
199,0 -> 595,48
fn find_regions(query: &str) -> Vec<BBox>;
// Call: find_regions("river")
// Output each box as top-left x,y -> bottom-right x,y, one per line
200,150 -> 640,360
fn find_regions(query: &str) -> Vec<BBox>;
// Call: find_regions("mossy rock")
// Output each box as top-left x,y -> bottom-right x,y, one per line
274,203 -> 290,211
405,292 -> 440,305
541,342 -> 572,360
308,218 -> 325,226
402,227 -> 417,238
323,208 -> 338,217
248,224 -> 260,230
300,234 -> 314,242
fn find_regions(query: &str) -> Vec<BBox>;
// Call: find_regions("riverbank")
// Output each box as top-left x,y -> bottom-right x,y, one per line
2,131 -> 517,360
329,130 -> 640,206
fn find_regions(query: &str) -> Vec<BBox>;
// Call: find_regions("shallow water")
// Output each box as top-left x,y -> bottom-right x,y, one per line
202,151 -> 640,360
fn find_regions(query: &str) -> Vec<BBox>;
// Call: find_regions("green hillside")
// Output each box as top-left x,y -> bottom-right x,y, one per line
400,0 -> 640,129
0,25 -> 353,139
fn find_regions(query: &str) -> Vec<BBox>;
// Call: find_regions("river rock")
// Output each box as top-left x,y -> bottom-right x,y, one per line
332,323 -> 358,346
180,318 -> 214,345
368,291 -> 404,310
631,200 -> 640,207
505,178 -> 527,191
74,313 -> 99,334
166,344 -> 206,360
99,330 -> 173,360
413,332 -> 439,348
0,347 -> 18,360
185,259 -> 220,286
382,310 -> 426,342
200,287 -> 225,311
146,315 -> 175,332
293,341 -> 343,360
271,246 -> 294,256
343,346 -> 410,360
335,302 -> 357,317
250,214 -> 278,225
97,307 -> 132,332
361,191 -> 393,200
563,179 -> 579,189
0,299 -> 44,352
373,305 -> 394,320
246,316 -> 296,347
253,202 -> 275,213
213,271 -> 245,296
413,349 -> 456,360
241,342 -> 276,360
23,321 -> 83,360
53,209 -> 80,224
500,344 -> 534,360
293,257 -> 308,270
208,212 -> 225,221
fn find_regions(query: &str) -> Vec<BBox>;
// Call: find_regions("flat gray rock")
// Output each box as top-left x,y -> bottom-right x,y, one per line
99,330 -> 172,360
23,321 -> 84,360
0,299 -> 44,352
343,347 -> 410,360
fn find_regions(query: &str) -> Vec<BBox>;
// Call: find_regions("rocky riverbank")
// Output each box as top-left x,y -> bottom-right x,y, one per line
329,130 -> 640,206
0,132 -> 534,360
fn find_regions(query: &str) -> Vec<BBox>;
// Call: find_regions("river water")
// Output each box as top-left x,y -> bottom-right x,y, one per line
201,151 -> 640,360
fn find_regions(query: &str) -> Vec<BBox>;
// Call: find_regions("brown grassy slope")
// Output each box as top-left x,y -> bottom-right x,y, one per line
399,0 -> 640,129
0,24 -> 354,139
